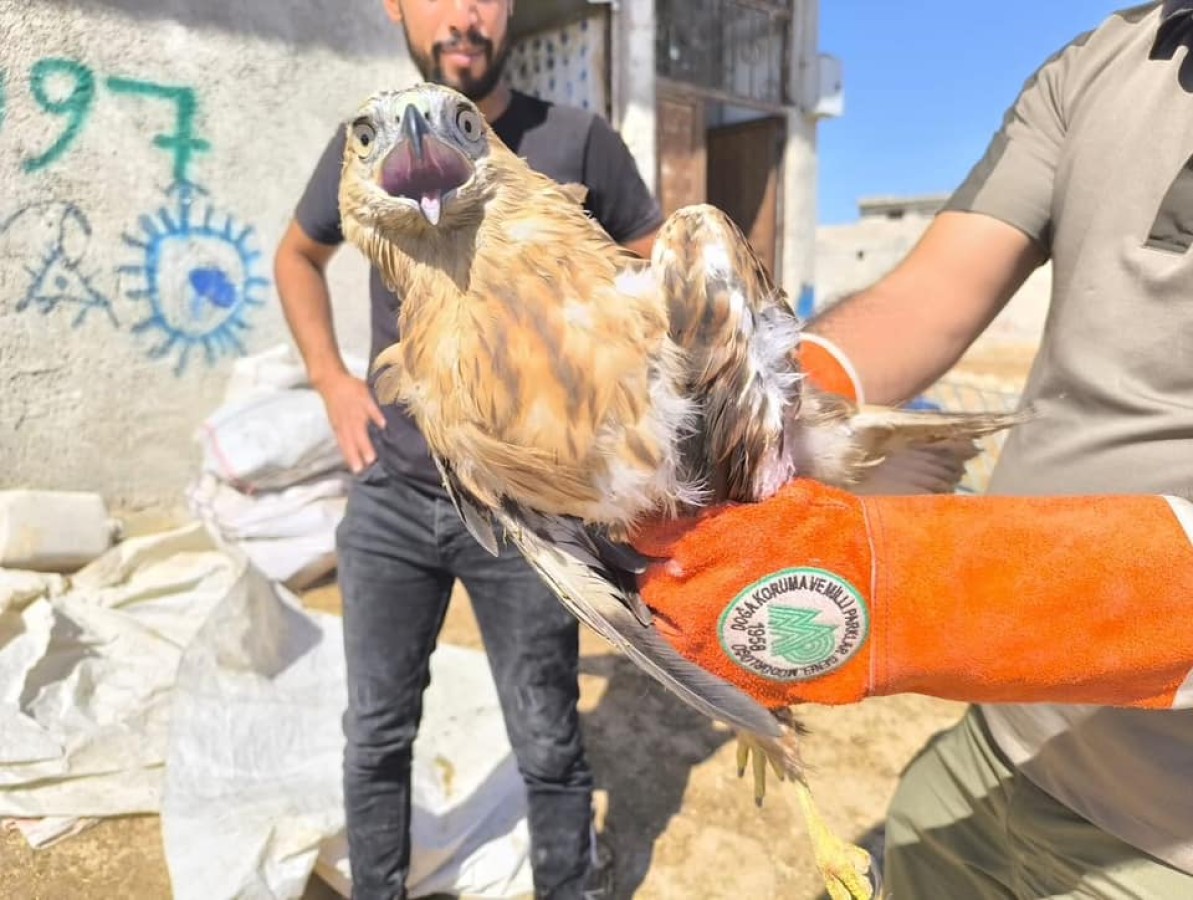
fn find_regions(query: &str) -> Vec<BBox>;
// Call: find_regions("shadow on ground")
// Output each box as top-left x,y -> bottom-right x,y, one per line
579,652 -> 734,899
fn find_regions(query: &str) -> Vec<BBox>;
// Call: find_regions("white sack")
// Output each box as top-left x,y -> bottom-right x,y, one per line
162,565 -> 533,900
187,473 -> 347,590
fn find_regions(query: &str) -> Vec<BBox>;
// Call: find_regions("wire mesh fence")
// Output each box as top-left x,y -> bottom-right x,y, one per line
655,0 -> 793,107
918,372 -> 1027,495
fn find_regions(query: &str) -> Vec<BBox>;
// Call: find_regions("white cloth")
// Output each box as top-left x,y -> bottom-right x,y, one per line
188,344 -> 366,591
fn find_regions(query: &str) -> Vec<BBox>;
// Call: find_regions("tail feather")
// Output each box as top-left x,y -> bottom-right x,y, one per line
848,406 -> 1030,459
494,505 -> 786,741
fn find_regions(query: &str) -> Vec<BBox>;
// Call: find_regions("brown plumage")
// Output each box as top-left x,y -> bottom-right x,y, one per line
339,83 -> 1022,899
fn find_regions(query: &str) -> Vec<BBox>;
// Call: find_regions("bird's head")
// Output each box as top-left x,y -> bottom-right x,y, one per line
339,83 -> 494,234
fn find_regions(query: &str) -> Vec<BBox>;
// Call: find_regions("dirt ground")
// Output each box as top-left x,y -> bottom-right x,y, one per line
0,578 -> 967,900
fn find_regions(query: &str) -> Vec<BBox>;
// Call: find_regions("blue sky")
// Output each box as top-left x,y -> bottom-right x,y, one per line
818,0 -> 1128,224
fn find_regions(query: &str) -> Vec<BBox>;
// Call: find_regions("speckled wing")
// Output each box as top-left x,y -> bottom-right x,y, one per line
434,449 -> 783,737
652,205 -> 803,503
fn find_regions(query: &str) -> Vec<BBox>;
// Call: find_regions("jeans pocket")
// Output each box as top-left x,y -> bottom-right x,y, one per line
355,460 -> 390,487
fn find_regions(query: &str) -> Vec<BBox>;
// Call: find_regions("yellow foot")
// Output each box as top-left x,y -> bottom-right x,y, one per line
794,780 -> 881,900
734,733 -> 880,897
736,734 -> 786,806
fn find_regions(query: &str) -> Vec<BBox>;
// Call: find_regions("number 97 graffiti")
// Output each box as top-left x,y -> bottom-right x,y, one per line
16,57 -> 210,184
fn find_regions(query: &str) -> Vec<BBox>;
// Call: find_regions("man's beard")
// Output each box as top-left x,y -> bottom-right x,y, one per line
410,26 -> 510,102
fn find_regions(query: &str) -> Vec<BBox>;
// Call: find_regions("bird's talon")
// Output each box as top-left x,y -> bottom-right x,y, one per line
736,740 -> 750,779
820,850 -> 879,900
768,755 -> 785,781
795,781 -> 880,899
751,745 -> 768,806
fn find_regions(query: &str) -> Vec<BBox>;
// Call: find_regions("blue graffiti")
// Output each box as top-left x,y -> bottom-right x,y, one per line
1,202 -> 118,327
119,183 -> 268,375
189,266 -> 238,312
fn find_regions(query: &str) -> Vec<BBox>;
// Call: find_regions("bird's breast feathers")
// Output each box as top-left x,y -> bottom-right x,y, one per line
393,233 -> 695,525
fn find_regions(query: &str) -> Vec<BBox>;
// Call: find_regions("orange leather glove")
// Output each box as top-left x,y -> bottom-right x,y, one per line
633,480 -> 1193,711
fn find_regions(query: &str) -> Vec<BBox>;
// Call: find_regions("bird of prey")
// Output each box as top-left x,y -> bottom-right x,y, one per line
338,83 -> 1021,900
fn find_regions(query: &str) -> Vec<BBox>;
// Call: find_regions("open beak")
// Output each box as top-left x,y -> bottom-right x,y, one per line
378,105 -> 474,226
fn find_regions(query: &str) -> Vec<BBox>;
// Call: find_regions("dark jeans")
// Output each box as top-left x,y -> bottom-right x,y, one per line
336,464 -> 595,900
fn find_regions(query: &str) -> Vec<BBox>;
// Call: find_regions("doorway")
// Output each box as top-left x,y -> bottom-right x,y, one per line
655,83 -> 786,280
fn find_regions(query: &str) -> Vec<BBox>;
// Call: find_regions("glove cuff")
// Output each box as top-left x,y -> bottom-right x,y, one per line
863,492 -> 1193,709
799,334 -> 865,405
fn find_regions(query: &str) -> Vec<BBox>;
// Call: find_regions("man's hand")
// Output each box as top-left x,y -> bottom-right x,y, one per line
315,371 -> 387,473
851,439 -> 979,495
631,481 -> 873,710
274,219 -> 385,471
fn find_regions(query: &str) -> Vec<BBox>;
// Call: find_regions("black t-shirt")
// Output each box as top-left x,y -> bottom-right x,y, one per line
294,90 -> 664,492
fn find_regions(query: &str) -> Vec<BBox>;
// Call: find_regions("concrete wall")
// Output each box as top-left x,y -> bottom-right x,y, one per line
0,0 -> 416,514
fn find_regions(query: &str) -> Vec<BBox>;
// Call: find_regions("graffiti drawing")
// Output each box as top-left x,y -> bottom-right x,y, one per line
0,202 -> 118,327
22,58 -> 96,173
106,76 -> 210,185
10,57 -> 268,374
119,184 -> 268,375
14,58 -> 209,181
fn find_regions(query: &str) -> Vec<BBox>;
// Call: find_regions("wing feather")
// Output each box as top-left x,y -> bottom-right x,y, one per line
433,453 -> 500,556
651,205 -> 802,503
847,406 -> 1033,459
495,505 -> 784,739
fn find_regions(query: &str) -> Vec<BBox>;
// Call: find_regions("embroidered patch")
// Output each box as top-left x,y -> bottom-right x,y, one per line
717,567 -> 869,683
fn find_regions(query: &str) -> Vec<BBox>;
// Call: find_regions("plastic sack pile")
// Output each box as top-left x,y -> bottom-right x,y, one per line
0,347 -> 535,899
187,344 -> 365,591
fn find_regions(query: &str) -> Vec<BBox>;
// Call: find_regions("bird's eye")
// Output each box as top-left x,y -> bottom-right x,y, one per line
352,121 -> 376,156
455,106 -> 482,142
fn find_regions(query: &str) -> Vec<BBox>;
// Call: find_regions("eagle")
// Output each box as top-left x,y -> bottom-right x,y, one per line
338,83 -> 1020,899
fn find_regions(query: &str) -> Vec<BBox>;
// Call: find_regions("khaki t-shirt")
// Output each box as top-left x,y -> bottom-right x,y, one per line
944,0 -> 1193,872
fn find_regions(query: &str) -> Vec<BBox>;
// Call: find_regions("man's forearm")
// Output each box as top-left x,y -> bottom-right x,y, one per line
275,249 -> 348,388
808,211 -> 1044,406
808,281 -> 974,406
